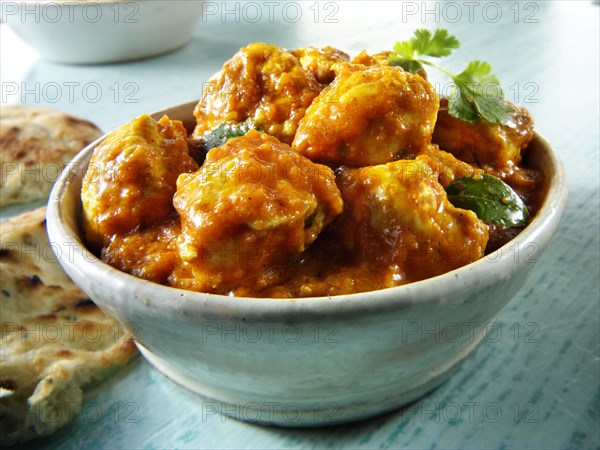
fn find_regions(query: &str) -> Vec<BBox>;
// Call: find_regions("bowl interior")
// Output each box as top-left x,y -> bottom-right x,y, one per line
47,100 -> 568,316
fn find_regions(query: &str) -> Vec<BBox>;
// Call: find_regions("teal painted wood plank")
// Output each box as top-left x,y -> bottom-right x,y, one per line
4,1 -> 599,448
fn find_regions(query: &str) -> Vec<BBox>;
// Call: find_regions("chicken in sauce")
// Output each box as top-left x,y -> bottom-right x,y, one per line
291,46 -> 350,85
171,130 -> 342,294
81,42 -> 546,298
432,97 -> 534,180
334,159 -> 488,284
293,62 -> 439,166
81,115 -> 198,250
192,43 -> 321,145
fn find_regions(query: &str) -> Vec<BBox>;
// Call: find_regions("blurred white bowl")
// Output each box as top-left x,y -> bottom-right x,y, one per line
3,1 -> 204,64
47,101 -> 567,426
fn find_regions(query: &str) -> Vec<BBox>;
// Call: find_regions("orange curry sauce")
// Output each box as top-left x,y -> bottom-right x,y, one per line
81,43 -> 546,298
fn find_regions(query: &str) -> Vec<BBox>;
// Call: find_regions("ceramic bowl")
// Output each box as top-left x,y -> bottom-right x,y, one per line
3,1 -> 204,64
46,101 -> 567,426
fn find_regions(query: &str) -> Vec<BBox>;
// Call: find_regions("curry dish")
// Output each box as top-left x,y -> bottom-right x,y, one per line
81,42 -> 545,298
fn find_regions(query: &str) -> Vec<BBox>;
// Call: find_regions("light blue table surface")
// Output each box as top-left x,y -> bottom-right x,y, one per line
1,1 -> 599,449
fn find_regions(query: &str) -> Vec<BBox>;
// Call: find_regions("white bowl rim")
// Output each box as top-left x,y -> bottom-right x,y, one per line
46,111 -> 568,317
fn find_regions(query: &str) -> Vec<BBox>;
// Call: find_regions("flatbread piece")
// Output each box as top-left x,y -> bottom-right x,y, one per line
0,207 -> 137,446
0,104 -> 102,206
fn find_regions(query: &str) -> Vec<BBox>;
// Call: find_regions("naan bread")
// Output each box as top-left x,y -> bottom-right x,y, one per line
0,105 -> 102,206
0,208 -> 137,446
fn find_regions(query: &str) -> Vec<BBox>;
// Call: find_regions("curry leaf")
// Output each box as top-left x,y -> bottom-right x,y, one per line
445,174 -> 530,226
200,119 -> 258,151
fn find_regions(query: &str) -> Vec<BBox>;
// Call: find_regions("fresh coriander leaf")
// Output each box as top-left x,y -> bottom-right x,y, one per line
411,28 -> 460,57
392,40 -> 414,60
452,61 -> 511,124
456,60 -> 495,82
388,54 -> 422,73
470,91 -> 512,125
388,29 -> 510,125
200,119 -> 258,151
445,174 -> 530,226
448,86 -> 479,124
389,29 -> 459,71
390,41 -> 422,73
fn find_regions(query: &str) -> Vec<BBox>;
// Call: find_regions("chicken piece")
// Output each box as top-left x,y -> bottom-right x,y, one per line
432,98 -> 534,177
334,159 -> 488,284
352,50 -> 429,80
102,219 -> 181,285
81,115 -> 198,249
172,130 -> 343,294
351,50 -> 429,80
193,43 -> 321,145
292,46 -> 349,85
421,144 -> 542,255
418,144 -> 481,187
351,50 -> 392,66
292,63 -> 438,166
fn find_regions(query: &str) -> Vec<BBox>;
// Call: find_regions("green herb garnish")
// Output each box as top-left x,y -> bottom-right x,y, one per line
200,119 -> 258,151
389,28 -> 511,125
445,174 -> 530,226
